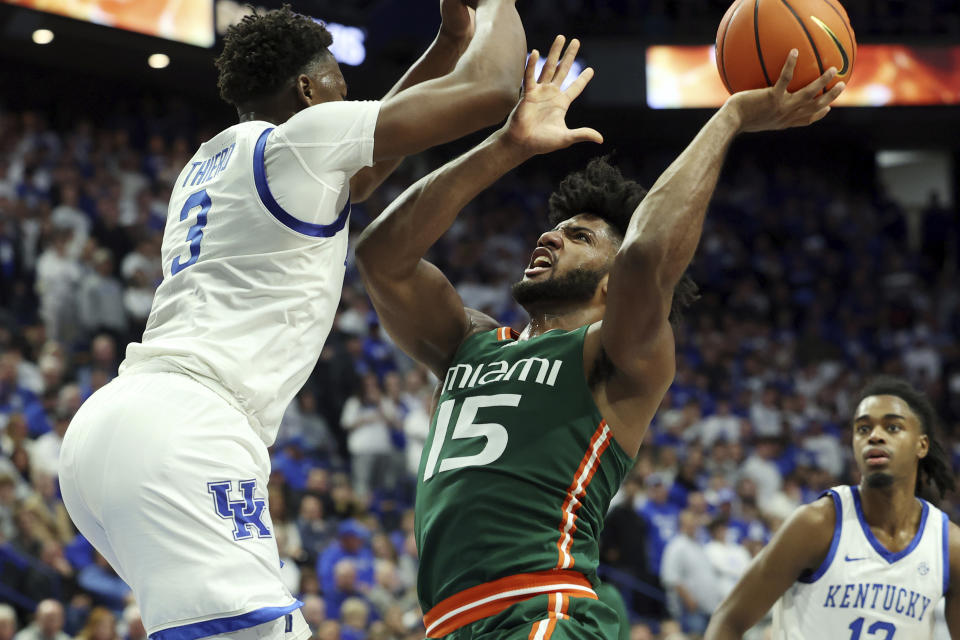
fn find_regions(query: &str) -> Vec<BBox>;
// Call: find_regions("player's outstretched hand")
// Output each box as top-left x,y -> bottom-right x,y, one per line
728,49 -> 845,133
439,0 -> 476,44
500,35 -> 603,156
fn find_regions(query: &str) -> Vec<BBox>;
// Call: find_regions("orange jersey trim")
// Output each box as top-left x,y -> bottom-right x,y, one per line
555,421 -> 613,569
496,326 -> 521,341
527,593 -> 570,639
423,570 -> 596,638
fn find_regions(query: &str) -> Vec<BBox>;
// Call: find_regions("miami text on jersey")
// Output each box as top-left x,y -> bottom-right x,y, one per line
442,357 -> 563,393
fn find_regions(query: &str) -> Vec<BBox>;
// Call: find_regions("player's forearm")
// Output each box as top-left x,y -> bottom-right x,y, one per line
356,130 -> 529,279
703,617 -> 744,640
450,0 -> 526,117
619,101 -> 742,291
349,34 -> 467,204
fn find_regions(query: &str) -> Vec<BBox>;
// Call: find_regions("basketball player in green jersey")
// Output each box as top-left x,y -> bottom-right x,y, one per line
356,40 -> 844,640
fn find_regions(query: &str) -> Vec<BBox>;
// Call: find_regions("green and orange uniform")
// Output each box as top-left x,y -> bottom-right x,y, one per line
416,326 -> 634,639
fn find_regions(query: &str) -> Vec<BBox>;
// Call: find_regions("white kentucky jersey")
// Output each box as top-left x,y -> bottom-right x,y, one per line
772,485 -> 949,640
121,100 -> 381,445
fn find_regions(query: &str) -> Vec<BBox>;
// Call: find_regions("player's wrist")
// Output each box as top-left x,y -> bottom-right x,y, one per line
718,97 -> 747,134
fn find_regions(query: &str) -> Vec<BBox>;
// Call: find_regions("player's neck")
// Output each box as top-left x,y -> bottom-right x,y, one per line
858,481 -> 922,537
520,307 -> 600,340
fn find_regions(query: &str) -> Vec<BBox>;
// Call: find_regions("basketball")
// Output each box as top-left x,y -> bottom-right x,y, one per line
715,0 -> 856,94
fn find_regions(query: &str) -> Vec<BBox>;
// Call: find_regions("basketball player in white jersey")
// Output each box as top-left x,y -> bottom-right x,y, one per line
57,3 -> 526,640
705,376 -> 960,639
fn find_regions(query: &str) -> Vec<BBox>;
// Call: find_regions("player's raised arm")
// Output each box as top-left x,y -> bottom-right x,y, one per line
598,50 -> 844,430
945,522 -> 960,636
704,497 -> 838,639
350,0 -> 479,201
369,0 -> 527,162
356,38 -> 601,377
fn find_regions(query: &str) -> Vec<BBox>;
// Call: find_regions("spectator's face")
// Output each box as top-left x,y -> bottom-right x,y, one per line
300,496 -> 321,520
302,597 -> 326,629
316,621 -> 340,640
0,617 -> 15,640
93,614 -> 115,640
852,395 -> 926,490
334,564 -> 357,591
36,603 -> 63,636
341,533 -> 363,554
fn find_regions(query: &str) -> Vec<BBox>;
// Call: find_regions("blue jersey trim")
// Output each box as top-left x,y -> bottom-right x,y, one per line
851,485 -> 928,564
253,127 -> 351,238
943,511 -> 950,595
798,489 -> 842,583
149,601 -> 303,640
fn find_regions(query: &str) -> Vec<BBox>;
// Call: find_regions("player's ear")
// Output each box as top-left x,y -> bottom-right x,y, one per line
295,74 -> 314,107
917,433 -> 929,460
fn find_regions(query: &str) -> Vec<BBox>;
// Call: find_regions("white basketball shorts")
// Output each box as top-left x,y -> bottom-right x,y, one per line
60,372 -> 309,640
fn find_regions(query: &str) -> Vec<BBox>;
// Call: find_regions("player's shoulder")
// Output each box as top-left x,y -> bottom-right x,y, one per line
782,493 -> 839,539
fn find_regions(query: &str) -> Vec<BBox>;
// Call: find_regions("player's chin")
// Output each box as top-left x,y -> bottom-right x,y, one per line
863,470 -> 895,489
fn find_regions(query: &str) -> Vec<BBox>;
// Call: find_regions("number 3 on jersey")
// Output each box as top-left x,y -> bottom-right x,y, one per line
422,394 -> 521,482
171,189 -> 211,275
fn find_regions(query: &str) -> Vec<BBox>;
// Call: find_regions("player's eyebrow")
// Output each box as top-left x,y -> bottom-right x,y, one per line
557,224 -> 596,237
854,413 -> 907,422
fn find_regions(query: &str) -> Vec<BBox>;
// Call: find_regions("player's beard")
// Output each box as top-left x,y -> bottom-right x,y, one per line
511,266 -> 606,307
865,471 -> 895,489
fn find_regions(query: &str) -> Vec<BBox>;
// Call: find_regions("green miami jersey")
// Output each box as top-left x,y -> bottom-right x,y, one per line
415,325 -> 634,611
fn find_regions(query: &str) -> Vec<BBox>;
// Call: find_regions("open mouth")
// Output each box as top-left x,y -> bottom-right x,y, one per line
525,248 -> 554,277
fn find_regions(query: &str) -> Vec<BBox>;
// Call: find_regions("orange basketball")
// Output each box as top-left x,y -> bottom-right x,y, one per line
715,0 -> 856,94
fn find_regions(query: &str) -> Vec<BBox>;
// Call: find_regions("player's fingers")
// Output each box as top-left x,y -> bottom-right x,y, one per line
563,67 -> 594,101
801,67 -> 837,100
539,35 -> 566,83
569,127 -> 604,145
553,38 -> 581,86
524,50 -> 540,88
816,81 -> 845,108
807,105 -> 831,125
773,49 -> 799,92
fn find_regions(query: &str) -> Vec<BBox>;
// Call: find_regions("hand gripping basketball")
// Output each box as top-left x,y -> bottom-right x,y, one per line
727,49 -> 845,133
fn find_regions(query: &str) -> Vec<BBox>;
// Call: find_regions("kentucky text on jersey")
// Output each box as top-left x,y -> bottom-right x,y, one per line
822,583 -> 933,622
441,357 -> 563,393
182,143 -> 237,187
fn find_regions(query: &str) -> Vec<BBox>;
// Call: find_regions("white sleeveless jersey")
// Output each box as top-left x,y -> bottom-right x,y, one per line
772,485 -> 949,640
121,101 -> 381,445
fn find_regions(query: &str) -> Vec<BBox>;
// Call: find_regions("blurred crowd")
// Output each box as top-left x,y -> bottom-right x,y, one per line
1,98 -> 959,640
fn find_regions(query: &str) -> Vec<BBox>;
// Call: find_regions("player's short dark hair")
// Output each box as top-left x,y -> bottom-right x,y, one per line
547,157 -> 699,327
856,376 -> 955,500
215,5 -> 334,107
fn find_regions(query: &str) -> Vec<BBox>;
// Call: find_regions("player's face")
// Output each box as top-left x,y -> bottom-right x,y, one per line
852,395 -> 929,490
511,214 -> 619,308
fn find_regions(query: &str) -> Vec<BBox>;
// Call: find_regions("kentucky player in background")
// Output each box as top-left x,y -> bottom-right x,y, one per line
57,2 -> 526,640
355,45 -> 843,638
706,376 -> 960,639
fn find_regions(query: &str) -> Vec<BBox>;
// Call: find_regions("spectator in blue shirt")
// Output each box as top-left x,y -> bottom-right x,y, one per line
317,519 -> 374,596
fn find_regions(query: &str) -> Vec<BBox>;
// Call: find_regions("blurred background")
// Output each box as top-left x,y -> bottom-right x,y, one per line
0,1 -> 958,640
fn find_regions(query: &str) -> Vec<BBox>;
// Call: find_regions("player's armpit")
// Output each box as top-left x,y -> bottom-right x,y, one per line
705,497 -> 838,640
944,521 -> 960,636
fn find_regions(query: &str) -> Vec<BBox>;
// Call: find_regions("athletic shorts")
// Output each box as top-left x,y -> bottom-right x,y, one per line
60,372 -> 307,640
438,593 -> 620,640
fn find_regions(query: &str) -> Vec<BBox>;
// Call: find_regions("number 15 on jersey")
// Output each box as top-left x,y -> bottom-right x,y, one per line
422,394 -> 521,482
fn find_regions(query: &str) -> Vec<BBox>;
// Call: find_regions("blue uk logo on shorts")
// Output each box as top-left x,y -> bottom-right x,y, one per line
207,479 -> 272,540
